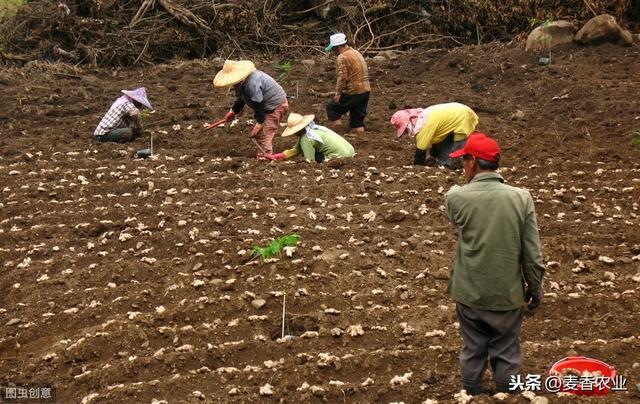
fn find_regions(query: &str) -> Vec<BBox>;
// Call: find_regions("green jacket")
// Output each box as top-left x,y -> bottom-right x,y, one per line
288,127 -> 355,161
445,172 -> 545,311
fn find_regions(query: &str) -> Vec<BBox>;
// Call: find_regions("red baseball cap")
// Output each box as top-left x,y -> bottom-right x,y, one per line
449,132 -> 501,162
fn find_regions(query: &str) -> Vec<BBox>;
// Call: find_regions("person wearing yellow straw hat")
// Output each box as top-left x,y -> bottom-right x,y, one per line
266,113 -> 354,163
93,87 -> 153,143
209,60 -> 288,159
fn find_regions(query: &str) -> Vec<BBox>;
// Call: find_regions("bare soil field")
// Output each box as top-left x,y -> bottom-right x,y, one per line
1,42 -> 639,403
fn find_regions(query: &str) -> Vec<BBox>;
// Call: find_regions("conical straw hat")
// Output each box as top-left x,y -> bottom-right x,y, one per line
282,113 -> 315,137
121,87 -> 153,109
213,60 -> 256,87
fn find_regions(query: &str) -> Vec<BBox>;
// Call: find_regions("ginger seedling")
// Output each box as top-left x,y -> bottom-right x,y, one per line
274,61 -> 293,81
632,129 -> 640,146
530,17 -> 554,64
253,233 -> 301,338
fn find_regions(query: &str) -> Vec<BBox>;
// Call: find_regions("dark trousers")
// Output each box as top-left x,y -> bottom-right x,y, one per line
430,132 -> 466,168
455,303 -> 523,394
95,127 -> 142,143
326,92 -> 370,129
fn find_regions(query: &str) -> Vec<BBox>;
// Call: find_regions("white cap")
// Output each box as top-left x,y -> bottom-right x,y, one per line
325,33 -> 347,51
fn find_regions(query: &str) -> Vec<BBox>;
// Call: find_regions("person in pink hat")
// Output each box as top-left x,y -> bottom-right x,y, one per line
390,102 -> 478,167
93,87 -> 153,143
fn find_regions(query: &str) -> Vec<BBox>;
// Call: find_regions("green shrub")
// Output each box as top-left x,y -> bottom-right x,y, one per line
0,0 -> 26,19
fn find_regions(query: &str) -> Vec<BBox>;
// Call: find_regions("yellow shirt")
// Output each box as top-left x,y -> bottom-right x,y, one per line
415,103 -> 479,150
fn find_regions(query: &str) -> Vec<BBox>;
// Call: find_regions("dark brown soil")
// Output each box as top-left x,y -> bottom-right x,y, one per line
1,42 -> 639,403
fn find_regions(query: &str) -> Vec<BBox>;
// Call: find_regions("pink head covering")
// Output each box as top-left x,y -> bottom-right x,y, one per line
121,87 -> 153,110
390,108 -> 423,138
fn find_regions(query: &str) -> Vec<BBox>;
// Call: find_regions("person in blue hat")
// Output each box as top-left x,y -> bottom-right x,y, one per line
93,87 -> 153,143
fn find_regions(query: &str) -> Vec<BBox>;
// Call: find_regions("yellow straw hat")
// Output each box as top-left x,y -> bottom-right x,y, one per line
213,60 -> 256,87
282,113 -> 315,137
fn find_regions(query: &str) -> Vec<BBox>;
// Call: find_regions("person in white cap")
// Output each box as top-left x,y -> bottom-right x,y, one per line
93,87 -> 152,143
325,33 -> 370,133
266,113 -> 354,163
210,60 -> 288,159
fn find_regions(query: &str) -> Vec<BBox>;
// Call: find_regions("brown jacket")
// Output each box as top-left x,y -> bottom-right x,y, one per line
335,46 -> 371,96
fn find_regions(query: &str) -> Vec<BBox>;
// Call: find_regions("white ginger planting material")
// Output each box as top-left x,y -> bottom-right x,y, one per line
389,372 -> 412,386
259,383 -> 274,396
347,324 -> 364,336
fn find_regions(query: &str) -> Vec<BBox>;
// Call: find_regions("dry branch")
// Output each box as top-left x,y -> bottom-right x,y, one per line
130,0 -> 209,31
285,0 -> 334,16
158,0 -> 209,32
355,0 -> 374,47
361,18 -> 428,52
130,0 -> 156,28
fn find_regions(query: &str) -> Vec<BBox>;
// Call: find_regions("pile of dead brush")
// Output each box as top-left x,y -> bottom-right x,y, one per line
0,0 -> 636,66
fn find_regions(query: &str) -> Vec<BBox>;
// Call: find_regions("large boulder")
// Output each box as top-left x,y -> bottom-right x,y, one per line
526,20 -> 577,51
574,14 -> 634,46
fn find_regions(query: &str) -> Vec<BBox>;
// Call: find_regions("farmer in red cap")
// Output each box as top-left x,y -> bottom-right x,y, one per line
94,87 -> 153,143
445,132 -> 545,396
390,102 -> 478,167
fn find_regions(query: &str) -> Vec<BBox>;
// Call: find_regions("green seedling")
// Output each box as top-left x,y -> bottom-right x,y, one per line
274,61 -> 293,81
140,109 -> 150,120
252,233 -> 301,339
632,129 -> 640,147
530,17 -> 554,64
252,233 -> 300,260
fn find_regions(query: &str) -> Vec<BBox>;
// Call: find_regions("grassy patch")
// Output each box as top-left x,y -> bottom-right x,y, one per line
0,0 -> 26,19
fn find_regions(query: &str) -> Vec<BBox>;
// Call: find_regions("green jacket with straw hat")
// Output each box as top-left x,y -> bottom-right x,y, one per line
267,113 -> 354,162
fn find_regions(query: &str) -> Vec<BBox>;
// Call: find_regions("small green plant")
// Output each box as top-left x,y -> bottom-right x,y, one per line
274,61 -> 293,81
252,233 -> 300,260
632,129 -> 640,146
530,17 -> 554,64
140,109 -> 150,120
252,233 -> 301,339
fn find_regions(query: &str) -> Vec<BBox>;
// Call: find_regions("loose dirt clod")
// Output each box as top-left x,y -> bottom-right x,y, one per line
251,299 -> 266,309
